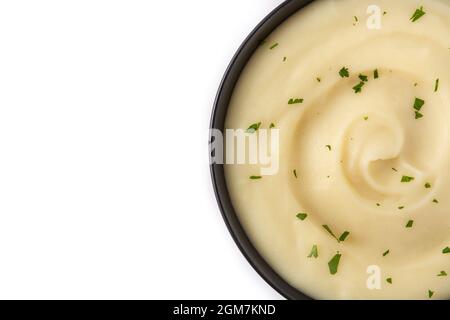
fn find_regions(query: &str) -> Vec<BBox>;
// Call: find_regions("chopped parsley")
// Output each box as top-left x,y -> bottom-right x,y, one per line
269,123 -> 275,129
443,247 -> 450,254
354,16 -> 358,22
246,122 -> 261,133
269,43 -> 279,50
438,271 -> 447,277
353,81 -> 365,93
339,231 -> 350,242
296,213 -> 308,221
374,69 -> 379,79
326,145 -> 332,151
383,250 -> 390,257
376,203 -> 381,207
359,74 -> 368,82
283,56 -> 287,62
401,175 -> 415,183
413,98 -> 425,119
425,182 -> 431,188
415,111 -> 423,119
398,206 -> 405,210
322,225 -> 338,241
288,98 -> 304,105
308,245 -> 318,258
328,252 -> 341,275
433,199 -> 439,204
339,67 -> 350,78
293,169 -> 298,178
413,98 -> 425,111
406,220 -> 414,228
249,175 -> 262,180
410,7 -> 426,22
386,278 -> 392,284
435,78 -> 439,92
316,77 -> 321,82
364,116 -> 369,121
322,225 -> 349,243
392,168 -> 398,172
428,290 -> 434,299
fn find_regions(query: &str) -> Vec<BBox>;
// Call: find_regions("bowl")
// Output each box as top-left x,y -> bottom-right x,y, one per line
209,0 -> 314,300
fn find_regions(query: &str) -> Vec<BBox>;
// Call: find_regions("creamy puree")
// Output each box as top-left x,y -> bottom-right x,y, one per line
225,0 -> 450,299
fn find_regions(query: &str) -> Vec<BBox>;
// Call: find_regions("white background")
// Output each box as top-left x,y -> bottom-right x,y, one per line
0,0 -> 284,299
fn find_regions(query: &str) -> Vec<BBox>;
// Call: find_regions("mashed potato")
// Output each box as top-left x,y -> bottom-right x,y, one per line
225,0 -> 450,299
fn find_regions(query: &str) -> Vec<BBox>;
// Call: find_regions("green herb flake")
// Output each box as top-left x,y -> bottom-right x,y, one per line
433,199 -> 439,204
392,168 -> 398,172
411,7 -> 426,22
308,245 -> 318,258
288,98 -> 304,105
406,220 -> 414,228
428,290 -> 434,299
326,145 -> 332,151
296,213 -> 308,221
293,169 -> 298,178
316,77 -> 321,82
413,98 -> 425,111
376,203 -> 381,207
246,122 -> 262,133
435,79 -> 440,92
401,175 -> 415,183
328,252 -> 341,275
282,57 -> 287,62
269,43 -> 279,50
438,271 -> 447,277
353,81 -> 365,93
415,111 -> 423,119
339,231 -> 350,242
398,206 -> 405,210
339,67 -> 349,78
269,123 -> 275,129
383,250 -> 390,257
322,225 -> 339,242
374,69 -> 379,79
354,16 -> 358,22
443,247 -> 450,254
386,278 -> 392,284
364,116 -> 369,121
359,74 -> 368,82
425,182 -> 431,188
249,176 -> 262,180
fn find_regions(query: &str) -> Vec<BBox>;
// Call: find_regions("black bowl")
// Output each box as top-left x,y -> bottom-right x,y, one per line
209,0 -> 315,300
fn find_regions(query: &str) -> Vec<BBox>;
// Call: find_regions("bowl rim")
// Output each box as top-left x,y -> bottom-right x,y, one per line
209,0 -> 315,300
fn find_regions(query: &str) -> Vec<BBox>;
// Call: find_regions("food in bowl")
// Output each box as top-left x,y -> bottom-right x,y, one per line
224,0 -> 450,299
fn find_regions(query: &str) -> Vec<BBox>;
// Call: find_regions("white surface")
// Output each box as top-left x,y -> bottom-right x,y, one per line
0,0 -> 284,299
